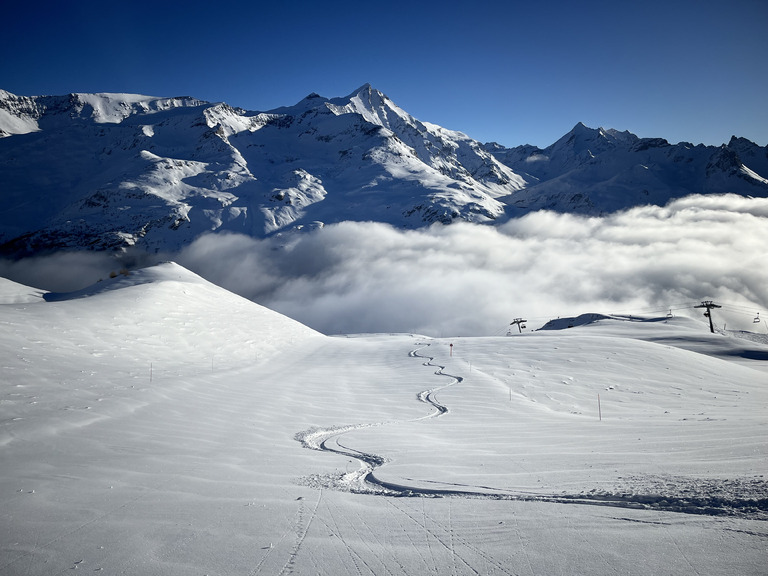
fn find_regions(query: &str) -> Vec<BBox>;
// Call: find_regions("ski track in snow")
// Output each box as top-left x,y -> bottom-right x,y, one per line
295,343 -> 459,496
296,343 -> 768,521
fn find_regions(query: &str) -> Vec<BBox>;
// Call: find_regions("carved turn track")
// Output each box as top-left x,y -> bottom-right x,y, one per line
296,343 -> 768,519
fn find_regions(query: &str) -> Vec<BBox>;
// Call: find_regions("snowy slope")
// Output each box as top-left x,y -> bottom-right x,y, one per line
2,87 -> 767,255
486,122 -> 768,214
1,263 -> 766,575
0,277 -> 45,303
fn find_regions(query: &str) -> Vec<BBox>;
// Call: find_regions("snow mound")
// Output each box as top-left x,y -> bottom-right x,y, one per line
0,276 -> 46,303
538,313 -> 616,330
537,312 -> 679,331
12,261 -> 321,368
42,261 -> 211,301
539,313 -> 768,372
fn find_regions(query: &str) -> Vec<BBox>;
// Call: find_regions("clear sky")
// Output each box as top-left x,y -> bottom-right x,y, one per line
2,0 -> 766,148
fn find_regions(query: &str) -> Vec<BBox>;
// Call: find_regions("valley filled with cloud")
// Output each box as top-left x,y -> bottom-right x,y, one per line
3,193 -> 765,336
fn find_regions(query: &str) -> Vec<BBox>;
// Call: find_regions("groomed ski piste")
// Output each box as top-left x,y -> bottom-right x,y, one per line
1,262 -> 766,575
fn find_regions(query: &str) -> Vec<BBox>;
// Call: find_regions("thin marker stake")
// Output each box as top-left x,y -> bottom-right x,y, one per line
598,393 -> 602,421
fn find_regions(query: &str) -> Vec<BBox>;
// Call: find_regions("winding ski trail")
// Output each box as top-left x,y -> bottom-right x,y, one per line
296,343 -> 460,494
296,342 -> 768,519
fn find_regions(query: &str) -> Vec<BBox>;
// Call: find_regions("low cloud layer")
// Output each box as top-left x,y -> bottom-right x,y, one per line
175,194 -> 767,335
2,194 -> 766,336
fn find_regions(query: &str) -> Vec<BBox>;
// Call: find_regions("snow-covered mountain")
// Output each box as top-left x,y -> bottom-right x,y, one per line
485,122 -> 768,214
0,85 -> 522,255
1,86 -> 767,255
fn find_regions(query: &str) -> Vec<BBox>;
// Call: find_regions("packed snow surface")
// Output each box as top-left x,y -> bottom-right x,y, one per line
1,263 -> 766,575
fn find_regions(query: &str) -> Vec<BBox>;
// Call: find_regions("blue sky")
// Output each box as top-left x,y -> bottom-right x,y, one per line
3,0 -> 766,148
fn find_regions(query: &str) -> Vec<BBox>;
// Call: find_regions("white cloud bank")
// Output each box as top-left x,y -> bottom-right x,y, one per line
175,194 -> 768,335
2,194 -> 766,336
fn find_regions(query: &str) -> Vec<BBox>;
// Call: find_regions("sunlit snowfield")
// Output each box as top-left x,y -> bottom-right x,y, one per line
1,263 -> 766,575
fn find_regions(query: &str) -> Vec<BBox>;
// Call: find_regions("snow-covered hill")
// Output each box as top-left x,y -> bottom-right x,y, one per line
1,86 -> 766,255
1,262 -> 766,574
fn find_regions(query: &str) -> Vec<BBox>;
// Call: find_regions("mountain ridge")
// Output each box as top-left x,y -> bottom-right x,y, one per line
1,85 -> 767,255
484,121 -> 768,214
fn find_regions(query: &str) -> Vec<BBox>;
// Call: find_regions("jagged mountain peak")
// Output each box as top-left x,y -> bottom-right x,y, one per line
266,91 -> 330,117
325,83 -> 410,130
552,122 -> 604,153
554,122 -> 638,152
346,82 -> 375,96
728,135 -> 758,149
561,122 -> 606,140
266,84 -> 406,132
570,121 -> 593,134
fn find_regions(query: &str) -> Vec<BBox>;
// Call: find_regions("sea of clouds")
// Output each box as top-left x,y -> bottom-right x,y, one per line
2,194 -> 766,336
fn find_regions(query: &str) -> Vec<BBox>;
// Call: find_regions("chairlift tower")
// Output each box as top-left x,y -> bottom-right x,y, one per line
694,300 -> 721,333
509,318 -> 527,333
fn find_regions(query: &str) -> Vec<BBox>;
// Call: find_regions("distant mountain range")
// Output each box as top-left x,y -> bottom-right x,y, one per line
1,85 -> 766,255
